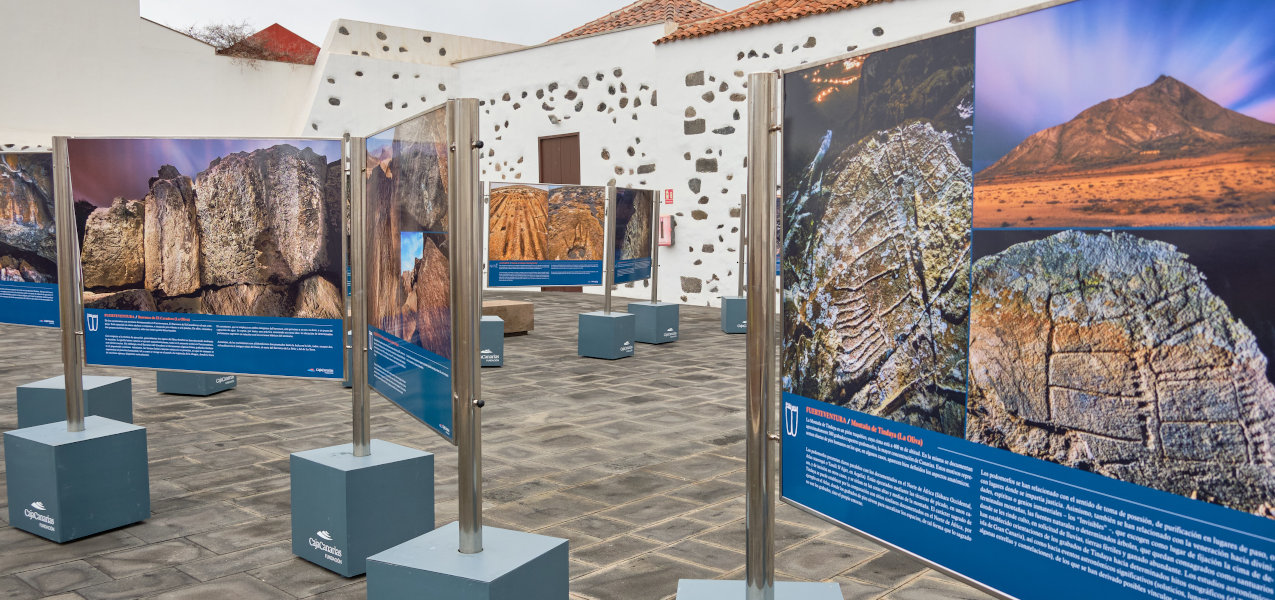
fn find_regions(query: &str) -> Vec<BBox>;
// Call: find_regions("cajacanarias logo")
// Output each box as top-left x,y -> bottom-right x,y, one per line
24,501 -> 55,531
308,368 -> 335,375
309,530 -> 343,564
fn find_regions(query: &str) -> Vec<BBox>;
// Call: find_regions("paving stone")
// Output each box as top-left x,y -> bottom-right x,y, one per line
76,568 -> 197,600
776,538 -> 879,581
572,553 -> 715,600
85,539 -> 215,578
0,574 -> 40,600
573,534 -> 660,567
248,558 -> 354,597
147,573 -> 293,599
886,575 -> 997,600
176,542 -> 293,582
599,495 -> 700,526
633,517 -> 713,544
14,560 -> 111,595
844,552 -> 929,588
656,539 -> 744,572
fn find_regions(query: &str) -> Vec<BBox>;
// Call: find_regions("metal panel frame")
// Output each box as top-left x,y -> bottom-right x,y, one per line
52,137 -> 85,432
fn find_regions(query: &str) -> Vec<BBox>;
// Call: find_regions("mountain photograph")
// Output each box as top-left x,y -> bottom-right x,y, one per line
973,0 -> 1275,228
0,153 -> 55,284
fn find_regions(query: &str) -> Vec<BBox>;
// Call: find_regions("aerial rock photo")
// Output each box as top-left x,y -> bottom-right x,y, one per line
545,185 -> 605,261
488,183 -> 549,262
68,139 -> 343,318
781,31 -> 974,437
0,153 -> 56,283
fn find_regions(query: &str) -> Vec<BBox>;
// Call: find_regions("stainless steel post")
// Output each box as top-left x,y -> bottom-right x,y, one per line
449,99 -> 484,554
744,72 -> 779,600
650,192 -> 660,304
52,137 -> 86,433
342,133 -> 353,402
348,138 -> 372,457
602,184 -> 617,314
737,193 -> 748,297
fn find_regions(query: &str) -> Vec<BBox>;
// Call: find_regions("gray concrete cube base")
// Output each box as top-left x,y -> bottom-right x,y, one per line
628,301 -> 679,344
16,376 -> 132,429
720,296 -> 747,334
677,580 -> 842,599
4,416 -> 150,543
481,315 -> 505,367
367,522 -> 568,600
577,311 -> 635,360
155,371 -> 237,396
290,440 -> 434,577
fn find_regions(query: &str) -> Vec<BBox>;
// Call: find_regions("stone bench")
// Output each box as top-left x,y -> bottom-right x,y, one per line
482,300 -> 533,335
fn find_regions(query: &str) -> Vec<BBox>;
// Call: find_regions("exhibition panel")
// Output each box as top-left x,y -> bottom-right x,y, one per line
0,152 -> 59,327
487,182 -> 607,286
64,137 -> 345,379
364,106 -> 455,441
612,187 -> 655,284
779,1 -> 1275,599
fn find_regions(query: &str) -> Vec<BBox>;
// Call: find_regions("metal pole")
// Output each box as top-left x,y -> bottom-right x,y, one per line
602,184 -> 617,314
744,72 -> 778,600
650,191 -> 660,304
52,137 -> 86,433
737,193 -> 748,297
449,99 -> 484,554
348,137 -> 372,457
342,133 -> 353,399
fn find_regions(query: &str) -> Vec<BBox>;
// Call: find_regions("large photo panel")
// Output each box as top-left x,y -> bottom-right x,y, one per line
613,187 -> 653,284
487,182 -> 606,286
66,138 -> 344,378
365,106 -> 454,441
0,152 -> 58,327
781,1 -> 1275,599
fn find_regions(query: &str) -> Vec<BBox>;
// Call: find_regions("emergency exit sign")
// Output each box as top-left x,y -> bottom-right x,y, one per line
664,189 -> 673,204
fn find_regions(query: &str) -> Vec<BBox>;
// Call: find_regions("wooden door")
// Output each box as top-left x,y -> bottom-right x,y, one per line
538,133 -> 580,184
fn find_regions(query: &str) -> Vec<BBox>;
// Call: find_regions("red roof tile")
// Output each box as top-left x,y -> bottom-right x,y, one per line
656,0 -> 893,44
219,23 -> 320,65
551,0 -> 725,42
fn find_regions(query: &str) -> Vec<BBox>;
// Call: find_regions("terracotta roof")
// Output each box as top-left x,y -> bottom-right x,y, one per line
656,0 -> 893,44
551,0 -> 725,42
218,23 -> 320,65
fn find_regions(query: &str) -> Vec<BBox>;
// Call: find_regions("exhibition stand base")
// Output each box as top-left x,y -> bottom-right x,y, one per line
481,315 -> 505,367
628,301 -> 679,344
155,371 -> 237,396
578,311 -> 635,359
290,440 -> 435,577
4,416 -> 150,543
720,296 -> 747,334
676,580 -> 842,599
16,375 -> 132,429
367,522 -> 568,600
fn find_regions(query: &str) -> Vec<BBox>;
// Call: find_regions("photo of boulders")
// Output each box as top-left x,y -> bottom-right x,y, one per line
614,187 -> 653,261
968,230 -> 1275,518
365,107 -> 451,359
488,183 -> 548,261
68,140 -> 343,319
546,185 -> 605,261
0,153 -> 56,283
780,31 -> 974,437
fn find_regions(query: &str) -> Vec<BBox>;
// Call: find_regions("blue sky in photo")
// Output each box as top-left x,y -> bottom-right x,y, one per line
400,231 -> 424,273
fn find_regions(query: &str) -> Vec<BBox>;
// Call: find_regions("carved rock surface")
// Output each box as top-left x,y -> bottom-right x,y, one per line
367,166 -> 408,336
546,186 -> 605,261
0,153 -> 56,268
617,189 -> 653,260
83,289 -> 157,312
784,122 -> 970,436
969,231 -> 1275,517
489,185 -> 548,261
391,112 -> 449,232
143,168 -> 202,296
202,284 -> 290,317
294,275 -> 343,320
82,198 -> 146,289
194,145 -> 335,287
411,237 -> 450,358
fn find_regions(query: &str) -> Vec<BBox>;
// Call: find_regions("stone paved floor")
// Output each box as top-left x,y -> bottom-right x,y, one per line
0,291 -> 994,600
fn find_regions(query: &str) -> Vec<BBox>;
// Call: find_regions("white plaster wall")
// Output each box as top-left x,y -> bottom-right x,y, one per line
457,0 -> 1055,307
0,0 -> 315,150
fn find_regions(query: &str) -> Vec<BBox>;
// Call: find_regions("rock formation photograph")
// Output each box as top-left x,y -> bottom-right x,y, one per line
968,230 -> 1275,518
0,153 -> 56,283
545,185 -> 605,261
488,183 -> 549,261
365,108 -> 451,359
614,188 -> 653,262
780,31 -> 973,437
66,139 -> 343,319
973,0 -> 1275,228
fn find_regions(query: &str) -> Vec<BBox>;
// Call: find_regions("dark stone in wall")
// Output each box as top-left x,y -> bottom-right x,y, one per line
702,244 -> 714,253
730,93 -> 746,102
698,196 -> 709,204
713,126 -> 736,135
685,107 -> 696,117
688,179 -> 701,193
730,207 -> 741,218
684,119 -> 706,135
702,91 -> 715,102
950,11 -> 965,23
872,27 -> 884,36
681,276 -> 702,293
651,91 -> 657,106
691,210 -> 708,220
695,158 -> 717,173
601,149 -> 610,160
804,36 -> 817,47
575,101 -> 583,112
548,82 -> 559,92
686,71 -> 705,86
565,90 -> 577,100
578,77 -> 589,89
637,164 -> 655,174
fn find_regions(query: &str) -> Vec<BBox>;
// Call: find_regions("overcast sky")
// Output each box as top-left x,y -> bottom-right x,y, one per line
139,0 -> 755,46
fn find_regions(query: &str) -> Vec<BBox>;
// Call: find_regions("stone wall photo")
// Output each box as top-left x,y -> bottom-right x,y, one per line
0,153 -> 56,283
366,106 -> 451,359
66,139 -> 343,319
780,31 -> 974,437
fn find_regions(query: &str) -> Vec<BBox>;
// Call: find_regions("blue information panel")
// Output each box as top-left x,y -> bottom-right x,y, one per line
84,309 -> 342,379
488,259 -> 601,286
781,1 -> 1275,598
612,188 -> 654,285
0,282 -> 58,327
488,183 -> 607,287
365,106 -> 454,442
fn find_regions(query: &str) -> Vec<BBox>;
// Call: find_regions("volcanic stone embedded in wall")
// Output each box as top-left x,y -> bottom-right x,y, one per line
681,276 -> 702,293
685,120 -> 706,135
695,159 -> 717,173
686,71 -> 705,86
968,230 -> 1275,516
